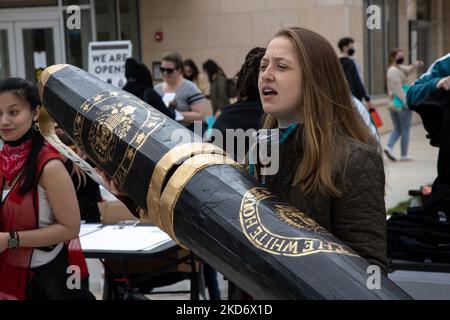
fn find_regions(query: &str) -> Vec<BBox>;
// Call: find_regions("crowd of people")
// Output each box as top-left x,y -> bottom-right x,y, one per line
0,24 -> 449,300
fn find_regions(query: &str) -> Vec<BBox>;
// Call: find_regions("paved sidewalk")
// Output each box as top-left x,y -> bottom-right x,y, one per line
380,124 -> 439,209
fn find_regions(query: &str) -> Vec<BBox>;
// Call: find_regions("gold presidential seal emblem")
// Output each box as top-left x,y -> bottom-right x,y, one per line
73,91 -> 166,186
88,103 -> 136,164
239,187 -> 356,257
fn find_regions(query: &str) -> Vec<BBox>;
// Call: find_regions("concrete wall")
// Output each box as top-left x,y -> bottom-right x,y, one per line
139,0 -> 364,78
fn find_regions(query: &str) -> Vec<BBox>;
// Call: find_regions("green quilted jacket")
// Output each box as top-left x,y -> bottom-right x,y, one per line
258,127 -> 388,273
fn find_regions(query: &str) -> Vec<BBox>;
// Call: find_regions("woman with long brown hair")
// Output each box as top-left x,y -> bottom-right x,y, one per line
203,59 -> 231,116
253,27 -> 388,273
384,49 -> 423,162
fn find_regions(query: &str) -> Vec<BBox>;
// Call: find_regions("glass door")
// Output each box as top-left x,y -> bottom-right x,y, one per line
14,20 -> 62,82
0,22 -> 15,79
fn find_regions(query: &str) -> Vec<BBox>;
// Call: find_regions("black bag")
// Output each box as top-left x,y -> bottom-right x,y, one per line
409,89 -> 450,148
28,246 -> 96,300
410,89 -> 450,188
387,208 -> 450,263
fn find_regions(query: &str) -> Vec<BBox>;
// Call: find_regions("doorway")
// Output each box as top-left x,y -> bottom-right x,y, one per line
0,9 -> 63,82
15,20 -> 63,82
0,22 -> 15,79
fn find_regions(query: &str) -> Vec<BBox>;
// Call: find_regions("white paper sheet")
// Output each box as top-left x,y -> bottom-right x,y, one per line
80,226 -> 172,252
174,110 -> 184,121
99,186 -> 118,202
162,93 -> 184,121
162,93 -> 176,107
79,224 -> 102,237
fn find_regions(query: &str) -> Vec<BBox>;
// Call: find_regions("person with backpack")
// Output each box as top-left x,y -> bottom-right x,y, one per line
202,59 -> 231,117
388,53 -> 450,262
407,53 -> 450,187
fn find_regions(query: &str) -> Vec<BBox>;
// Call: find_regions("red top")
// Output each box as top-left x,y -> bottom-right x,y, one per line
0,142 -> 88,300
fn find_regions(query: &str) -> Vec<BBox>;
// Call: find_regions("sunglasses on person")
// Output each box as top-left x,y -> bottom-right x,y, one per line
160,67 -> 175,74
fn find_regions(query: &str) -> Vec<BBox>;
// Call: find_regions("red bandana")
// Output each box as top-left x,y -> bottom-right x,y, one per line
0,140 -> 32,182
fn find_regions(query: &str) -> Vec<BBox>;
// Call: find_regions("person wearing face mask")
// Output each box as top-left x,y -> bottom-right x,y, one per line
338,37 -> 374,111
384,49 -> 423,162
0,78 -> 94,300
253,27 -> 388,275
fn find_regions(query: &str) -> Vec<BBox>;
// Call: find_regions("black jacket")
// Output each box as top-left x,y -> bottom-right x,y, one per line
410,89 -> 450,186
212,99 -> 264,162
65,160 -> 102,223
143,88 -> 176,120
340,57 -> 370,102
122,81 -> 152,100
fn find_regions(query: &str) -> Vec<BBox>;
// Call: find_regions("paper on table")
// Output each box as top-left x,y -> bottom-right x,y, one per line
79,224 -> 102,237
99,186 -> 118,202
80,226 -> 172,251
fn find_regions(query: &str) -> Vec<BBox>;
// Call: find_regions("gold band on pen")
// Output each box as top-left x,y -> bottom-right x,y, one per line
144,142 -> 226,227
39,65 -> 238,245
38,64 -> 69,101
157,153 -> 236,246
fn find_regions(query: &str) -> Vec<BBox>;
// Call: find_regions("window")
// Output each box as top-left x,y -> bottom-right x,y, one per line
63,8 -> 93,70
0,30 -> 11,79
118,0 -> 140,59
0,0 -> 57,8
94,0 -> 140,59
363,0 -> 399,96
417,0 -> 431,21
412,0 -> 432,68
95,0 -> 118,41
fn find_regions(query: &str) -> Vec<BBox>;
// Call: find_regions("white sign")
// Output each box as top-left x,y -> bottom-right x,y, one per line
88,41 -> 132,88
33,51 -> 47,69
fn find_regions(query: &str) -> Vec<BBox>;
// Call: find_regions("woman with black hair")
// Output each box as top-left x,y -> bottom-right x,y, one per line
183,59 -> 208,95
122,58 -> 175,120
0,78 -> 93,300
209,47 -> 266,300
122,58 -> 152,100
212,47 -> 266,162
